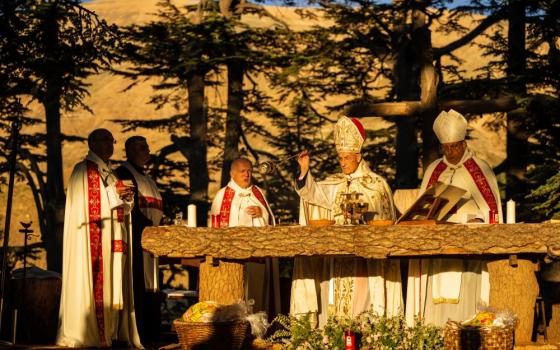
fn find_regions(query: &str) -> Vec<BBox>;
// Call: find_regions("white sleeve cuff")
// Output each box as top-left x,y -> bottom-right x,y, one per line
106,184 -> 124,210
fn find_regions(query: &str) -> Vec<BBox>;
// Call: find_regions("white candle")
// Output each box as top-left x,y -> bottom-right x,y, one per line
187,204 -> 197,227
506,199 -> 516,224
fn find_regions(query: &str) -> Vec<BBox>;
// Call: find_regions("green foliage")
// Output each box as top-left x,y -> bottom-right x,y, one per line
0,0 -> 120,113
0,0 -> 120,246
268,312 -> 444,350
117,0 -> 289,217
272,313 -> 325,349
521,94 -> 560,221
527,171 -> 560,220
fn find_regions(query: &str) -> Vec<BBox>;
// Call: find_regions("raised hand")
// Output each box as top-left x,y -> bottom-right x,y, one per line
297,150 -> 310,177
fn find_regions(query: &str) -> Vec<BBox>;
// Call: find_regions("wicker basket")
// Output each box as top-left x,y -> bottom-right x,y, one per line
173,319 -> 250,350
443,321 -> 514,350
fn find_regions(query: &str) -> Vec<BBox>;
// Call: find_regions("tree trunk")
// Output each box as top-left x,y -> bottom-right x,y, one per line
44,84 -> 65,273
506,0 -> 528,216
414,5 -> 440,170
394,117 -> 419,188
143,223 -> 560,259
199,259 -> 244,304
187,71 -> 210,225
488,259 -> 538,344
220,60 -> 245,188
391,4 -> 420,188
43,7 -> 65,273
547,304 -> 560,343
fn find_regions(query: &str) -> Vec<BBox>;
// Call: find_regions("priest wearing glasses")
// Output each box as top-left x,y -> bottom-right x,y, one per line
405,109 -> 503,327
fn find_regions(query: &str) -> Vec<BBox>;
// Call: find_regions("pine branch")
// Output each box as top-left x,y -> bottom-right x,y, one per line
434,6 -> 508,58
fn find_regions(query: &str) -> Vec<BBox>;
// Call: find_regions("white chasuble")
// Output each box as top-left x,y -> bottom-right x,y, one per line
290,160 -> 402,328
210,180 -> 280,315
405,149 -> 502,327
56,151 -> 142,348
123,162 -> 163,292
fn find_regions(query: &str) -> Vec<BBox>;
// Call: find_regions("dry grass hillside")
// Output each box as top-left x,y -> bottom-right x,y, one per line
1,0 -> 506,268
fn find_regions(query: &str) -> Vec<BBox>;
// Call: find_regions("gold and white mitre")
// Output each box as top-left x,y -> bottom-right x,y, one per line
334,116 -> 366,153
433,109 -> 468,144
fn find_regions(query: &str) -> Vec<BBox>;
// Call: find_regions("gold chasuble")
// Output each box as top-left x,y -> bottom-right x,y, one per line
290,116 -> 403,328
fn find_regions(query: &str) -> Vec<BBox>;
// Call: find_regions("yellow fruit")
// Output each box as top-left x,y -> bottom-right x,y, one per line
182,301 -> 220,322
463,312 -> 496,327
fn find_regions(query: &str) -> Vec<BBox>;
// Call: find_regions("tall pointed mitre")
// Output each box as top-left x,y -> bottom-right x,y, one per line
433,109 -> 468,144
334,116 -> 366,153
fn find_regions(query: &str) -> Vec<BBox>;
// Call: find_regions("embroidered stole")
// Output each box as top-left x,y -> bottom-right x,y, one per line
463,158 -> 498,213
86,161 -> 107,346
87,161 -> 129,344
427,161 -> 448,188
138,196 -> 163,211
219,186 -> 269,226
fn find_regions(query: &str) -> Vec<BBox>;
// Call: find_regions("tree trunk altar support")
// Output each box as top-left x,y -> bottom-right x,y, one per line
143,223 -> 560,344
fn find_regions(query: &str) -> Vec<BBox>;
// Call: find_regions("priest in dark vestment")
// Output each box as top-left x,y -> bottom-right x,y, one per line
115,136 -> 163,344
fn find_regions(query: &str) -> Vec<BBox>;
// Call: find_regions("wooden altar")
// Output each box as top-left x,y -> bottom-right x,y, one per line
143,223 -> 560,344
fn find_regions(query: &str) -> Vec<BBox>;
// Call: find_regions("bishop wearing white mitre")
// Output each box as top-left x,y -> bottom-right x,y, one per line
57,129 -> 142,348
405,109 -> 503,326
290,116 -> 402,327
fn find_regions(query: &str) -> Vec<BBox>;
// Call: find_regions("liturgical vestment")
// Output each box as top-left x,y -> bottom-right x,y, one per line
210,180 -> 281,315
290,160 -> 402,328
56,151 -> 142,348
405,148 -> 503,327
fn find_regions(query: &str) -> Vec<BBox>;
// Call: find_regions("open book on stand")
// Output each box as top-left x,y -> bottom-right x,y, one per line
395,181 -> 466,224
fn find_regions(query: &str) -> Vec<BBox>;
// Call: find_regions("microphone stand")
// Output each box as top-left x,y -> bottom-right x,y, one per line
0,120 -> 21,343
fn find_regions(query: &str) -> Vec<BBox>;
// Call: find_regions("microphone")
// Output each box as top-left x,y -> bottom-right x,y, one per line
257,153 -> 301,175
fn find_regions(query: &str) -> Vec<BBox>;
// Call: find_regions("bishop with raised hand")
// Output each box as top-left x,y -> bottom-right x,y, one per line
290,116 -> 402,328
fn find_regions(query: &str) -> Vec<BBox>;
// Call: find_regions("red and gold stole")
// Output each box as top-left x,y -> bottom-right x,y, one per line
86,161 -> 106,345
219,186 -> 269,226
463,158 -> 498,213
427,160 -> 448,188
